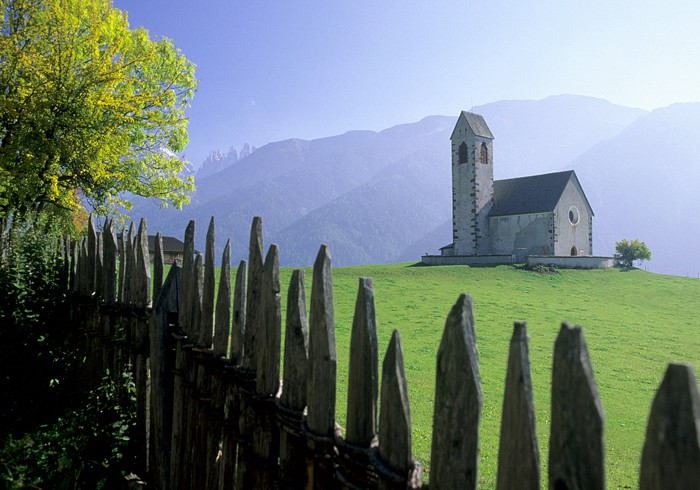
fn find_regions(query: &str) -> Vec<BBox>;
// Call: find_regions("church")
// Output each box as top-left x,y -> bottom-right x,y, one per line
428,111 -> 597,265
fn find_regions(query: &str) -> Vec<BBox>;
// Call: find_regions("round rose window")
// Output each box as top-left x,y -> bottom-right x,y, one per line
568,206 -> 580,226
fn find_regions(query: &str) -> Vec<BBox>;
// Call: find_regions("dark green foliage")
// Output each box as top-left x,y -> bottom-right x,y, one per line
0,371 -> 136,489
0,213 -> 77,437
614,239 -> 652,268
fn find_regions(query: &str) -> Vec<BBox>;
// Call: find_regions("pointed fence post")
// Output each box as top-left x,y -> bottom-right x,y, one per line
153,233 -> 164,309
496,322 -> 540,490
252,244 -> 282,487
185,253 -> 209,483
304,244 -> 340,490
220,259 -> 247,489
100,220 -> 118,376
430,293 -> 482,490
180,220 -> 196,331
234,217 -> 265,490
640,362 -> 700,489
149,264 -> 181,490
548,323 -> 605,490
133,218 -> 151,477
170,221 -> 195,490
117,226 -> 126,303
213,239 -> 232,358
201,217 -> 216,350
337,277 -> 380,488
231,260 -> 247,363
205,238 -> 232,489
376,330 -> 422,489
278,269 -> 309,489
86,215 -> 97,295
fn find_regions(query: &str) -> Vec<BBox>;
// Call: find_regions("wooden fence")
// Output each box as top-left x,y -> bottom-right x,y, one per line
63,215 -> 700,489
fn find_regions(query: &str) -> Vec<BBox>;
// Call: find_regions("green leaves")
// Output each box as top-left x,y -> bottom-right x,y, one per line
614,239 -> 652,268
0,0 -> 198,219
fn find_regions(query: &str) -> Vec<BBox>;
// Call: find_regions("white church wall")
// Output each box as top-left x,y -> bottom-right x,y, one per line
489,212 -> 554,257
553,180 -> 593,256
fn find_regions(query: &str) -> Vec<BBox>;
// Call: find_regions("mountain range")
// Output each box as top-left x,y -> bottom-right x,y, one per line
130,94 -> 699,277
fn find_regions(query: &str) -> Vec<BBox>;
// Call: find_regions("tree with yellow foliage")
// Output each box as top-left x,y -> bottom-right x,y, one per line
0,0 -> 197,220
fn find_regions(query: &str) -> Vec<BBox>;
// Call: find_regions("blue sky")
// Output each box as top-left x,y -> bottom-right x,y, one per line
113,1 -> 700,167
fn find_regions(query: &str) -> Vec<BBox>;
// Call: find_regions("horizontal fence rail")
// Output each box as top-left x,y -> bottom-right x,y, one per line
63,215 -> 700,489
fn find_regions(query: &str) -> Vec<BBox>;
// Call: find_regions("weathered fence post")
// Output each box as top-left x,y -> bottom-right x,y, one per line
170,220 -> 195,489
148,262 -> 180,490
548,322 -> 605,490
220,259 -> 247,489
640,362 -> 700,489
251,244 -> 282,487
189,218 -> 217,484
277,269 -> 309,489
132,218 -> 151,477
337,277 -> 379,488
376,330 -> 422,489
430,293 -> 482,490
234,217 -> 264,490
205,238 -> 232,490
496,322 -> 540,490
304,244 -> 341,489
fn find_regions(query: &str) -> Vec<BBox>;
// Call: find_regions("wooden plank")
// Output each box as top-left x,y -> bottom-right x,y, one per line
430,293 -> 482,490
251,245 -> 282,488
213,238 -> 232,358
80,238 -> 88,296
548,322 -> 605,490
149,264 -> 181,489
133,218 -> 151,477
117,226 -> 126,303
180,220 -> 195,332
278,269 -> 309,488
496,322 -> 540,490
231,260 -> 247,364
95,231 -> 103,299
378,329 -> 413,476
68,237 -> 76,292
281,269 -> 309,411
306,244 -> 337,436
123,222 -> 136,305
243,216 -> 263,371
201,216 -> 216,349
304,245 -> 339,490
190,253 -> 204,345
135,218 -> 151,309
153,232 -> 164,309
640,362 -> 700,489
234,218 -> 263,489
102,220 -> 118,304
87,215 -> 96,295
256,244 -> 281,396
346,277 -> 378,447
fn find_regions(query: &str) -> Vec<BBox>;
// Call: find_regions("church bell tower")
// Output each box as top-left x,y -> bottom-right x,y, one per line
450,111 -> 494,255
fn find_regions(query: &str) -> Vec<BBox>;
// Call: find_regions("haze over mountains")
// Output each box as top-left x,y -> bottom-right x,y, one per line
131,94 -> 699,277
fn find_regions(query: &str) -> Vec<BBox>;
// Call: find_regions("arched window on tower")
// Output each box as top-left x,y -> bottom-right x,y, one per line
480,143 -> 488,164
458,142 -> 468,164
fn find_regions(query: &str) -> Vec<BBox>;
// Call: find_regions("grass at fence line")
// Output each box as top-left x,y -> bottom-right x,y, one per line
267,263 -> 698,489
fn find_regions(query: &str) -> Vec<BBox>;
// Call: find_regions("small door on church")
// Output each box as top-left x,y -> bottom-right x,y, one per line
571,246 -> 578,256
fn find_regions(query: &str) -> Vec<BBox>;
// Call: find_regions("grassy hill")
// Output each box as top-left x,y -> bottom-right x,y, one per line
270,263 -> 699,488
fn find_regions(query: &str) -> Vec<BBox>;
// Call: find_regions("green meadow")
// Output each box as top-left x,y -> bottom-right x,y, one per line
264,263 -> 699,488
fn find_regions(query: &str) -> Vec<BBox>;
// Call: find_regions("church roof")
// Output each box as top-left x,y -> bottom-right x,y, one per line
451,111 -> 494,140
491,170 -> 593,217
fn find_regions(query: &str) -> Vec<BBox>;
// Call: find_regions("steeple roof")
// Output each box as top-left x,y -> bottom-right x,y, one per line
450,111 -> 494,140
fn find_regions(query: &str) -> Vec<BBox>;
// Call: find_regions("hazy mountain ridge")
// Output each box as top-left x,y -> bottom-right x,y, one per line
131,95 -> 699,276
